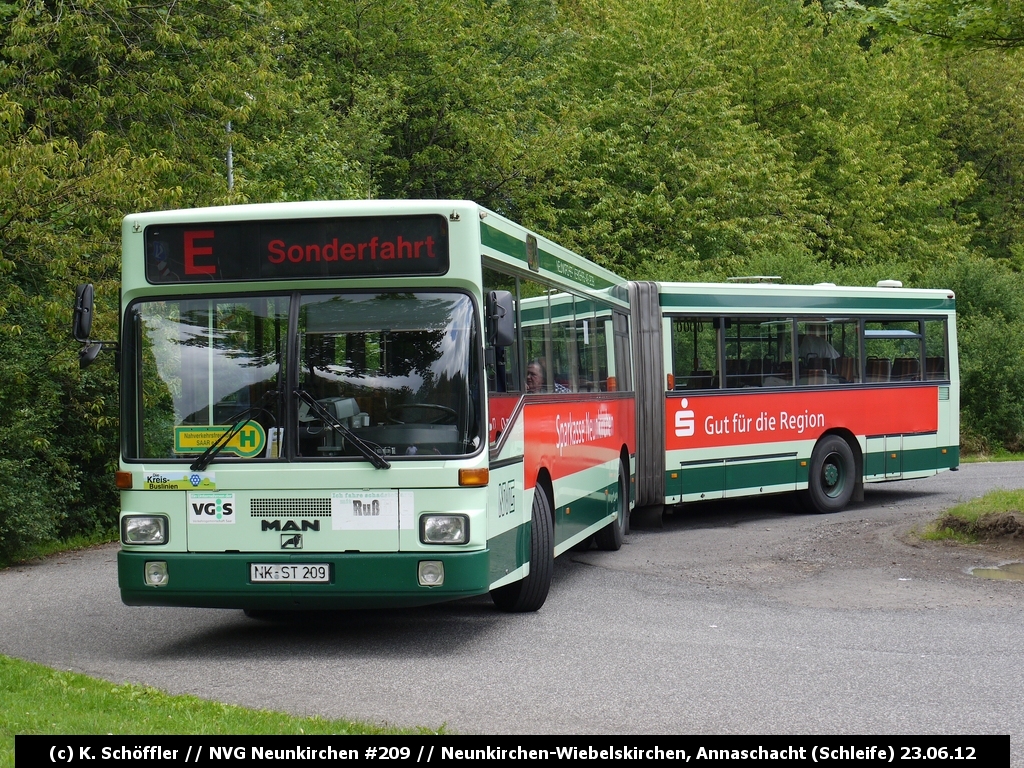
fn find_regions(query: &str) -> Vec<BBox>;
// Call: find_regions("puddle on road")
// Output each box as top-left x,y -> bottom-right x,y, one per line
970,562 -> 1024,581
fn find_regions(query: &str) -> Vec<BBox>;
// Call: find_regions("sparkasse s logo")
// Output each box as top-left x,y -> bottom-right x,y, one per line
674,398 -> 695,438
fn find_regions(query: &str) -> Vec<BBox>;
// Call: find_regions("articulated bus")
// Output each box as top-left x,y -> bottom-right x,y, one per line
72,200 -> 959,614
629,279 -> 959,520
74,200 -> 634,613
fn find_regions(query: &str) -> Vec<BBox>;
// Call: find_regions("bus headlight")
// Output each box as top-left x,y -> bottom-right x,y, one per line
420,514 -> 469,545
418,560 -> 444,587
144,561 -> 169,586
122,515 -> 168,545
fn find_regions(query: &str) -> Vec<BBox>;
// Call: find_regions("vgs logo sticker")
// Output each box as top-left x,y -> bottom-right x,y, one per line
187,492 -> 236,524
674,398 -> 695,438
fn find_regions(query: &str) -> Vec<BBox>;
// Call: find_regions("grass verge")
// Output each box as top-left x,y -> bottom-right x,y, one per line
0,655 -> 435,767
922,488 -> 1024,544
961,451 -> 1024,463
0,529 -> 118,570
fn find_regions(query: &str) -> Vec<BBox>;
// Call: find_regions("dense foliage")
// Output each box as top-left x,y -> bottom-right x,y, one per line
1,0 -> 1022,555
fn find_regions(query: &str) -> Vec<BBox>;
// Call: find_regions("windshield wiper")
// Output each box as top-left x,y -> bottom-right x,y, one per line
294,389 -> 391,470
189,396 -> 277,473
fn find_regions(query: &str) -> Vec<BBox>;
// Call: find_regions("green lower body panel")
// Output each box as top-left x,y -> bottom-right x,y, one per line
487,521 -> 530,586
554,480 -> 617,547
119,549 -> 491,610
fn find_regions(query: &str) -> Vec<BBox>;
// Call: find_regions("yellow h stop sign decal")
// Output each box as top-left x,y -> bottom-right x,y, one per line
174,423 -> 267,458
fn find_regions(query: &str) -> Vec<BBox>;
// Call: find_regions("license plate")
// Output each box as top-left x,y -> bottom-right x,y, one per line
250,563 -> 330,583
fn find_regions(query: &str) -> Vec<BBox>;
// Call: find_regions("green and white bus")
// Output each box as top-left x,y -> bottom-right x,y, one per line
71,201 -> 960,612
74,200 -> 634,612
629,279 -> 959,521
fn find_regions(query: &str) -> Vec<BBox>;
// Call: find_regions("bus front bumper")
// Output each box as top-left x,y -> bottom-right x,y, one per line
118,549 -> 491,610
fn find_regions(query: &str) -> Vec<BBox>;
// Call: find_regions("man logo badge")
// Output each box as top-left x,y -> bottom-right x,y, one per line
281,533 -> 302,549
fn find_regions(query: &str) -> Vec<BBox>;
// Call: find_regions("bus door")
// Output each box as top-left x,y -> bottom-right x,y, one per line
866,434 -> 903,480
486,394 -> 527,588
484,282 -> 528,588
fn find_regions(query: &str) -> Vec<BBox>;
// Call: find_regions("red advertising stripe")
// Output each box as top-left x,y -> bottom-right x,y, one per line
521,398 -> 636,489
666,387 -> 938,451
487,393 -> 522,445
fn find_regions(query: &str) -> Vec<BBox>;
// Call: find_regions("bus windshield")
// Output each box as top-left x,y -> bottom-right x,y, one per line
298,291 -> 481,459
129,295 -> 289,461
126,290 -> 481,462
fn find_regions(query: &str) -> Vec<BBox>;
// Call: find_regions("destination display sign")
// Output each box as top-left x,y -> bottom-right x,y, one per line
144,215 -> 449,283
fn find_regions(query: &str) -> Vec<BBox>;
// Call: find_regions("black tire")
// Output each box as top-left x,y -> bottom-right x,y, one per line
594,458 -> 628,551
803,434 -> 856,514
491,485 -> 553,612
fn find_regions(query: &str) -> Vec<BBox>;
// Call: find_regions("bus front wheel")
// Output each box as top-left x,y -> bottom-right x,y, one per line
804,435 -> 855,514
595,458 -> 628,550
491,485 -> 553,612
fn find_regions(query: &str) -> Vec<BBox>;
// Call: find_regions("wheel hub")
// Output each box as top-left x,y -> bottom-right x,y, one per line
823,462 -> 840,487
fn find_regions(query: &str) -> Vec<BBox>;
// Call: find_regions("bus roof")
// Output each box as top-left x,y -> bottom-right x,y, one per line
123,199 -> 629,305
656,280 -> 955,314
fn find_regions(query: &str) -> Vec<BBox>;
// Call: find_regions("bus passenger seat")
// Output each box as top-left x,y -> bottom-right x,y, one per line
866,357 -> 891,382
688,370 -> 714,389
925,357 -> 946,380
892,357 -> 920,381
835,356 -> 858,382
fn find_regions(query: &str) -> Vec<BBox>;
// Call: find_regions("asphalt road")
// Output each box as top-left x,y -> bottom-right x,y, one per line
1,463 -> 1022,752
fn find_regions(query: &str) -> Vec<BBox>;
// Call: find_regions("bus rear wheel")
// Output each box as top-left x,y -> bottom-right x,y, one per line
491,485 -> 553,612
803,434 -> 855,514
595,458 -> 628,550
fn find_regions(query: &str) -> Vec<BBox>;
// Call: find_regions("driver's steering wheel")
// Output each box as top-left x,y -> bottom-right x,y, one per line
384,403 -> 458,425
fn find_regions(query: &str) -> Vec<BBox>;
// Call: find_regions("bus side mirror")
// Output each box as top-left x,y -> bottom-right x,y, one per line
72,283 -> 118,370
73,283 -> 94,342
79,343 -> 103,368
487,290 -> 514,348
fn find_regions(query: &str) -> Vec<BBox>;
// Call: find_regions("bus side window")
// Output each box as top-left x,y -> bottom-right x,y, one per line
575,296 -> 597,392
612,311 -> 631,392
520,276 -> 552,393
593,307 -> 613,391
864,320 -> 921,385
797,318 -> 858,386
671,316 -> 718,390
725,317 -> 792,388
483,266 -> 521,394
924,319 -> 949,380
550,292 -> 576,392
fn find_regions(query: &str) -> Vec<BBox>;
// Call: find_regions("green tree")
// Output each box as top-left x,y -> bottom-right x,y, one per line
0,98 -> 161,554
857,0 -> 1024,50
0,0 -> 306,555
925,257 -> 1024,450
265,0 -> 578,214
535,0 -> 817,280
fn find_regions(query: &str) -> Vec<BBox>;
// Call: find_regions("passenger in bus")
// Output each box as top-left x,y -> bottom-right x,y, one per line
527,358 -> 570,393
798,326 -> 839,361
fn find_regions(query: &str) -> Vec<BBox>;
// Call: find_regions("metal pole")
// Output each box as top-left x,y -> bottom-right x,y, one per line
227,121 -> 234,191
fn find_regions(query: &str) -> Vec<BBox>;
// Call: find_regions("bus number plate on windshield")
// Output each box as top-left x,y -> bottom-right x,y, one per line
250,564 -> 330,583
